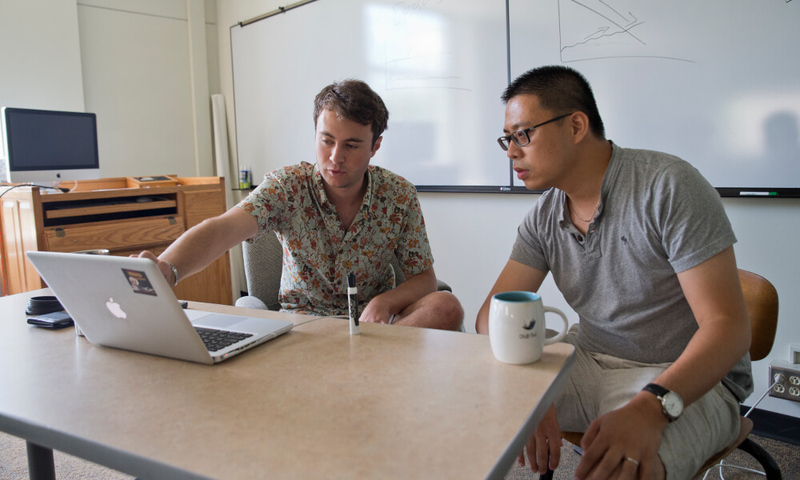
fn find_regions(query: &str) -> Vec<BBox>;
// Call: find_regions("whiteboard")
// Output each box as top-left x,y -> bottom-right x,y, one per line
231,0 -> 509,192
232,0 -> 800,195
509,0 -> 800,194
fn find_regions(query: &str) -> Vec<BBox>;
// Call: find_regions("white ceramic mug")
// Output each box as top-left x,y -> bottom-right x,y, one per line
489,291 -> 569,364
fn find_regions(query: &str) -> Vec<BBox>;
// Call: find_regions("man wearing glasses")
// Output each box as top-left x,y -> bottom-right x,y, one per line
476,66 -> 752,480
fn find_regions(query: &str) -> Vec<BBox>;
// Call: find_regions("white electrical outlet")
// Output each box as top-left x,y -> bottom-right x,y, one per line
769,361 -> 800,403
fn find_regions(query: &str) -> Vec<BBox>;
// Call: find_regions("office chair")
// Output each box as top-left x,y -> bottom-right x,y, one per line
235,232 -> 451,311
542,269 -> 781,480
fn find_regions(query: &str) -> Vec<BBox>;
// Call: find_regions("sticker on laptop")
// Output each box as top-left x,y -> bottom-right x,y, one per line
122,269 -> 157,296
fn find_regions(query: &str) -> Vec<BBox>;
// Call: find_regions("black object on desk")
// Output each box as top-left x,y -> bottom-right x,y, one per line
27,311 -> 73,329
25,296 -> 63,315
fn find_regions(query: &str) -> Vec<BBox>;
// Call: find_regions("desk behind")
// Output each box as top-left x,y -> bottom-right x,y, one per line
0,290 -> 574,479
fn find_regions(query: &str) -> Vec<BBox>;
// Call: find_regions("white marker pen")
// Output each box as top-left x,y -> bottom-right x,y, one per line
347,272 -> 360,335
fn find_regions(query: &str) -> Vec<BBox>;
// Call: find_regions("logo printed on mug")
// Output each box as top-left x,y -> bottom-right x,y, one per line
489,291 -> 569,364
522,319 -> 536,330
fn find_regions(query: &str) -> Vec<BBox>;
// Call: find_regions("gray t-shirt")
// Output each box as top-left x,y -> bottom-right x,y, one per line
510,142 -> 752,401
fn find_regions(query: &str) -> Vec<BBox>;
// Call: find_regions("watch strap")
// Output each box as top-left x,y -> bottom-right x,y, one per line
642,383 -> 669,398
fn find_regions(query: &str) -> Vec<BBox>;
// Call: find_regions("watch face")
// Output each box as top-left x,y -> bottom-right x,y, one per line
663,392 -> 684,419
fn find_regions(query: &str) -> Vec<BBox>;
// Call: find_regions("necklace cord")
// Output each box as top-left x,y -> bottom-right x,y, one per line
569,198 -> 600,223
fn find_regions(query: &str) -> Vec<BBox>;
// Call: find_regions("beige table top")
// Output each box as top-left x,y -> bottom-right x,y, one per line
0,289 -> 574,480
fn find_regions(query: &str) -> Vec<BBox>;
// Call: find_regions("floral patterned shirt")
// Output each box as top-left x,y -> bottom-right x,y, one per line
236,162 -> 434,316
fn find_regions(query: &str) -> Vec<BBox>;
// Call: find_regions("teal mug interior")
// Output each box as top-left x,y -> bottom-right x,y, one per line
493,291 -> 540,303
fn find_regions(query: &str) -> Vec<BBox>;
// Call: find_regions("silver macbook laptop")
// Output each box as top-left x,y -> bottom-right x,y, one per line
26,251 -> 293,364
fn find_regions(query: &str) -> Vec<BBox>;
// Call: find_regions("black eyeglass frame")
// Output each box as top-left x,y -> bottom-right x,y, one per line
497,113 -> 574,151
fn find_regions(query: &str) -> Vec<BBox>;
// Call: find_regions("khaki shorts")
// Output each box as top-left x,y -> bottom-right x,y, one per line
555,332 -> 740,480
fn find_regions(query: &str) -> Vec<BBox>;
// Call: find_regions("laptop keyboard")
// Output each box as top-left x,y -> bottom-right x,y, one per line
194,327 -> 253,352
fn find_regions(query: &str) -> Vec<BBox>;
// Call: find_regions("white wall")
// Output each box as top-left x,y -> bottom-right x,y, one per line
0,1 -> 85,111
215,0 -> 800,419
78,0 -> 219,178
0,0 -> 219,179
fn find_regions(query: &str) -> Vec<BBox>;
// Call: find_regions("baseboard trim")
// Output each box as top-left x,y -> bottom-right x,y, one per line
741,406 -> 800,446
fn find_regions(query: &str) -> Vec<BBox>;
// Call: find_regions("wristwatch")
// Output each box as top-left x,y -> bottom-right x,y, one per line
164,261 -> 179,286
642,383 -> 683,422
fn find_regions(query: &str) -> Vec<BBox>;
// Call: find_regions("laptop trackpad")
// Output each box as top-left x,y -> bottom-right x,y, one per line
190,313 -> 246,329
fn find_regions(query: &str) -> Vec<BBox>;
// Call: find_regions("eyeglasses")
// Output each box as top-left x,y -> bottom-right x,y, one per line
497,113 -> 574,151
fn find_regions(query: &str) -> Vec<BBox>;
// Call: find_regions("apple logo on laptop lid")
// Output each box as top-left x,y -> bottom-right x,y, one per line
106,298 -> 127,319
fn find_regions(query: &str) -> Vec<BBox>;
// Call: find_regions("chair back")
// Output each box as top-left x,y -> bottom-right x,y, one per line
738,269 -> 779,361
241,233 -> 284,310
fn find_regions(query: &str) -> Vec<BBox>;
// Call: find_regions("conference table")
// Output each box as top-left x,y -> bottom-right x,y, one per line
0,288 -> 575,480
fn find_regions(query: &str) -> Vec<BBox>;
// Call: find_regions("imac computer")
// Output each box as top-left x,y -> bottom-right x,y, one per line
1,107 -> 100,184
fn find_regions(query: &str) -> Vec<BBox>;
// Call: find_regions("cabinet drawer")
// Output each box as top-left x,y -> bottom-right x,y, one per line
43,216 -> 185,253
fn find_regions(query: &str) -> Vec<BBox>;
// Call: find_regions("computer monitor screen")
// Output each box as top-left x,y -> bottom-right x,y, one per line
2,107 -> 100,183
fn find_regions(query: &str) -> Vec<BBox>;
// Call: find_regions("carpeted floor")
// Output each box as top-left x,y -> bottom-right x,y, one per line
0,431 -> 797,479
0,432 -> 132,480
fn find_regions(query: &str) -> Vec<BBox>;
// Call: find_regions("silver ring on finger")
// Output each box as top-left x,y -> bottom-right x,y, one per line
625,457 -> 639,467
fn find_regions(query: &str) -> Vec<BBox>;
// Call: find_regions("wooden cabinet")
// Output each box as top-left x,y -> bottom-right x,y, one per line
0,176 -> 233,305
